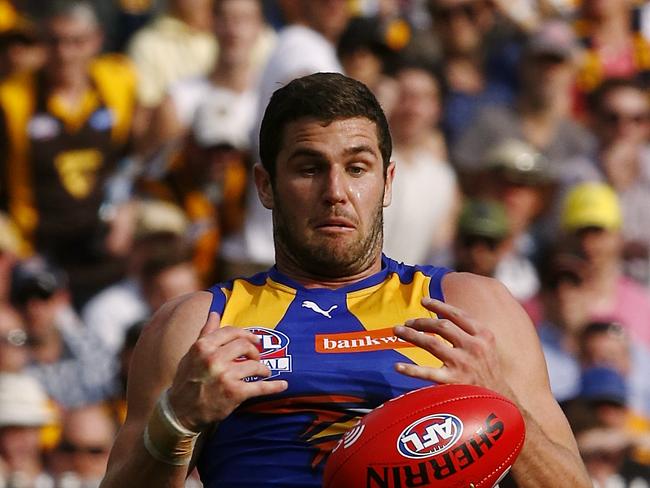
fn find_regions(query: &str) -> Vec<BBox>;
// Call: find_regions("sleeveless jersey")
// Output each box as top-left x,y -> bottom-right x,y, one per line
0,55 -> 135,243
197,255 -> 451,487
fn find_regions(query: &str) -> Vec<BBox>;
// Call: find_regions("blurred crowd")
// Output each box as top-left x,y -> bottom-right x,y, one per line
1,0 -> 650,486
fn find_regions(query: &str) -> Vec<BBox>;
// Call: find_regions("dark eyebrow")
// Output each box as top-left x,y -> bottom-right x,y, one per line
286,145 -> 379,163
286,148 -> 327,163
343,144 -> 379,159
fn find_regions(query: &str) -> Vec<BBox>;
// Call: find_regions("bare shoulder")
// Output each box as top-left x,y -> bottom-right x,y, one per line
143,290 -> 215,343
441,271 -> 522,323
441,272 -> 560,415
125,291 -> 215,421
441,270 -> 539,353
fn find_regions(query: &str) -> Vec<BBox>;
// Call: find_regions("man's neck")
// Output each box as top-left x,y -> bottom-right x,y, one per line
210,59 -> 253,93
275,253 -> 383,290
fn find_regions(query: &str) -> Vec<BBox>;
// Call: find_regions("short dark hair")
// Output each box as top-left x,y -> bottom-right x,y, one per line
139,233 -> 194,283
258,72 -> 392,180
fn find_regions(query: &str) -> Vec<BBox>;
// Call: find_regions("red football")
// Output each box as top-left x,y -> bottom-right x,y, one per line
323,384 -> 525,488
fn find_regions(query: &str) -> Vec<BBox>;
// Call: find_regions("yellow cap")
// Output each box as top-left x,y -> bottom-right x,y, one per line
561,182 -> 622,232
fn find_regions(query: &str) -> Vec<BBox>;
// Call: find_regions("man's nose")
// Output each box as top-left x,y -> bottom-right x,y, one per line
322,167 -> 347,205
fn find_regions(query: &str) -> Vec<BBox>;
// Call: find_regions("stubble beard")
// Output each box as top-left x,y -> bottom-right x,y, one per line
273,197 -> 385,279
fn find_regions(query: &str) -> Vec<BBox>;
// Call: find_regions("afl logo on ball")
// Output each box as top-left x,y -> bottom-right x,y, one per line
245,328 -> 292,380
397,414 -> 463,459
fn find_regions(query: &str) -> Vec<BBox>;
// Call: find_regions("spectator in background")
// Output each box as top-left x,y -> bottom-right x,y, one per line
47,404 -> 117,488
383,62 -> 460,265
337,15 -> 399,118
575,0 -> 650,97
579,321 -> 650,420
0,303 -> 28,374
220,0 -> 350,278
126,0 -> 217,120
0,372 -> 56,487
572,367 -> 650,483
427,0 -> 517,145
0,0 -> 139,307
80,202 -> 187,354
83,229 -> 199,354
453,20 -> 595,182
452,198 -> 511,278
10,257 -> 118,408
560,182 -> 650,351
535,249 -> 591,402
565,78 -> 650,285
473,139 -> 556,302
140,0 -> 267,282
145,0 -> 268,152
138,233 -> 200,314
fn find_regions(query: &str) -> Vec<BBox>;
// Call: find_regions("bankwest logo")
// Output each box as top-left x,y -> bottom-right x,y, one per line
315,327 -> 435,353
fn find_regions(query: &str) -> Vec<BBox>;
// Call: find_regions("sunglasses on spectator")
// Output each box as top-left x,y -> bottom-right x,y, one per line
459,235 -> 501,250
582,321 -> 626,340
58,440 -> 109,455
0,329 -> 27,347
600,110 -> 649,126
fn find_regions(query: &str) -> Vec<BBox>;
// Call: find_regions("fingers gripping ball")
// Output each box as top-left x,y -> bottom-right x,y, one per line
323,384 -> 525,488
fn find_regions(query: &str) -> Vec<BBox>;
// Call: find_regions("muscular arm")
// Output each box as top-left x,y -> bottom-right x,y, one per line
101,289 -> 288,488
395,272 -> 590,488
100,292 -> 213,488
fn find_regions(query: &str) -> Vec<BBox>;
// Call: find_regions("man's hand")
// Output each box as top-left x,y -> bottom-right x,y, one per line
167,312 -> 288,432
393,297 -> 514,399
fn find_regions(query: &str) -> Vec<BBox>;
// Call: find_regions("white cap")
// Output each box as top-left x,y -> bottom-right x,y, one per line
135,200 -> 190,238
0,373 -> 54,427
191,89 -> 256,150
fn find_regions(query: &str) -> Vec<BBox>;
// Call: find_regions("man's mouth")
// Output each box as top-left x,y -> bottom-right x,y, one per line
314,217 -> 356,231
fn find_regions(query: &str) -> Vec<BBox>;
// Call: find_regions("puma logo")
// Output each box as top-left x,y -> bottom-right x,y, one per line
301,301 -> 338,318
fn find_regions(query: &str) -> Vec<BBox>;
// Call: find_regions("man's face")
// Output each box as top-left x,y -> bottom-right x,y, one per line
521,53 -> 575,106
145,263 -> 200,313
581,331 -> 630,375
257,117 -> 394,278
303,0 -> 349,42
390,68 -> 441,143
575,227 -> 622,269
43,14 -> 102,82
214,0 -> 262,64
596,87 -> 650,146
454,234 -> 503,277
430,0 -> 490,55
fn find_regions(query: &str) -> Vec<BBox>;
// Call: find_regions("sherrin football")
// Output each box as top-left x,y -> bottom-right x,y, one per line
323,384 -> 526,488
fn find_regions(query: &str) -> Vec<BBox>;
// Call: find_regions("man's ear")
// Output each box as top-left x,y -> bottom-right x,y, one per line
254,163 -> 274,209
383,161 -> 396,207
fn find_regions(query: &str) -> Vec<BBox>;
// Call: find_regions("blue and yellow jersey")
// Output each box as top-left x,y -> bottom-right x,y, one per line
197,255 -> 451,487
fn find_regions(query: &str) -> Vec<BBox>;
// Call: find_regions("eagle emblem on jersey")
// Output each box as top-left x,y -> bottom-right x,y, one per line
241,394 -> 375,469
